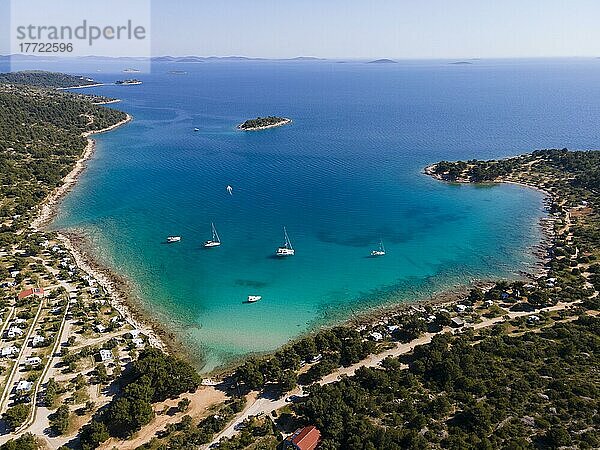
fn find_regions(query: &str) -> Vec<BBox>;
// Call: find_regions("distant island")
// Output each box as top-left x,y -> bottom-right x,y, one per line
450,61 -> 473,65
123,68 -> 141,73
115,79 -> 142,85
367,58 -> 397,64
238,116 -> 291,131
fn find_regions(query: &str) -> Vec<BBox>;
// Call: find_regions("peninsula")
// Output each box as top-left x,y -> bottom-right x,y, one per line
237,116 -> 291,130
0,70 -> 98,88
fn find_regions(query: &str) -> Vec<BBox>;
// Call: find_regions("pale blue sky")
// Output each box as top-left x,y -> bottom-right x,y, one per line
2,0 -> 600,58
151,0 -> 600,58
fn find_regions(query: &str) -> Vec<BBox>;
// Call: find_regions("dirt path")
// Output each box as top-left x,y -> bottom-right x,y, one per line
207,302 -> 570,446
99,386 -> 227,450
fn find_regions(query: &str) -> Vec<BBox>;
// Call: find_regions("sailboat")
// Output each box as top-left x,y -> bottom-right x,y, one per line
203,223 -> 221,248
371,239 -> 385,257
276,227 -> 295,256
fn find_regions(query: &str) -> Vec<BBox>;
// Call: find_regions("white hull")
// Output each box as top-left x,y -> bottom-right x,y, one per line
276,248 -> 295,256
247,295 -> 262,303
276,227 -> 295,256
167,236 -> 181,243
371,239 -> 385,256
204,223 -> 221,247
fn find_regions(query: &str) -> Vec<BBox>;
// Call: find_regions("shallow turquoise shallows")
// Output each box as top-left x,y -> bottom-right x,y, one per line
47,59 -> 600,371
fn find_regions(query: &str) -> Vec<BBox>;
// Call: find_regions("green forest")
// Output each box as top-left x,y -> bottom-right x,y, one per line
0,80 -> 126,229
238,116 -> 288,129
0,71 -> 98,88
295,317 -> 599,449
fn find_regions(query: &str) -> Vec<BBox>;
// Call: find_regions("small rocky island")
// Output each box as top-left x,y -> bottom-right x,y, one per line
237,116 -> 291,131
115,79 -> 142,85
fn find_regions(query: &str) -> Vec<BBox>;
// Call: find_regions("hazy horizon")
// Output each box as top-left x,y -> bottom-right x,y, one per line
2,1 -> 600,60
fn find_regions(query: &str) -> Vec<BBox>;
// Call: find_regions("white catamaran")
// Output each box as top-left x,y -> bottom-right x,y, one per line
276,226 -> 295,256
203,223 -> 221,248
371,239 -> 385,256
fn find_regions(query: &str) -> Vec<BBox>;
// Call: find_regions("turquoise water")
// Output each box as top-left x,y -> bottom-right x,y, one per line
44,59 -> 600,371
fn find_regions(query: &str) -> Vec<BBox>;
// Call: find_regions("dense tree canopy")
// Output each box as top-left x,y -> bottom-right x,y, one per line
0,70 -> 97,88
0,81 -> 126,224
295,317 -> 600,449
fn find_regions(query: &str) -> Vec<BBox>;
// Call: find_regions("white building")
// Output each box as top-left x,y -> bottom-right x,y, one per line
25,356 -> 42,367
31,335 -> 45,347
7,327 -> 24,339
129,329 -> 141,339
1,346 -> 19,358
15,380 -> 33,395
99,349 -> 113,362
369,332 -> 383,341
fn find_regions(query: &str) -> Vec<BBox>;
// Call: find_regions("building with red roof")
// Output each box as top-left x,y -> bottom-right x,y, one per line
17,287 -> 44,299
283,426 -> 321,450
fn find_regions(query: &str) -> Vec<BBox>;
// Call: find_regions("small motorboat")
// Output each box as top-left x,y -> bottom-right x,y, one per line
247,295 -> 262,303
167,236 -> 181,243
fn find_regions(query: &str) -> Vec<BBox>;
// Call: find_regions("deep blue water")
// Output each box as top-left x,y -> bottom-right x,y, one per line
37,58 -> 600,371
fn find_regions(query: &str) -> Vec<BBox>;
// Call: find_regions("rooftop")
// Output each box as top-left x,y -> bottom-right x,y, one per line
17,287 -> 44,299
285,426 -> 321,450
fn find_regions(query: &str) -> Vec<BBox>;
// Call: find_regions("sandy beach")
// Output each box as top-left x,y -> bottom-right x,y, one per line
56,230 -> 166,351
29,112 -> 171,352
93,99 -> 122,105
56,83 -> 108,90
31,113 -> 132,230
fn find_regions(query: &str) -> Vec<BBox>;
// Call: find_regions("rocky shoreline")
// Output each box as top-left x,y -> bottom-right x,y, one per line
56,230 -> 166,351
31,114 -> 132,230
31,120 -> 556,375
29,112 -> 174,353
237,117 -> 292,131
423,163 -> 554,279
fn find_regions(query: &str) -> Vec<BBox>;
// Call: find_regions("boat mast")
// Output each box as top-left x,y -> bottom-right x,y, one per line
284,227 -> 293,250
212,222 -> 220,243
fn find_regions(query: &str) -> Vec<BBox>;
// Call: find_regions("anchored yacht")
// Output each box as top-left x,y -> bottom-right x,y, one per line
371,239 -> 385,256
203,223 -> 221,248
276,227 -> 295,256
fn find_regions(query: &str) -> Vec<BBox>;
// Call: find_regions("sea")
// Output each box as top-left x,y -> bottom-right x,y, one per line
24,57 -> 600,371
